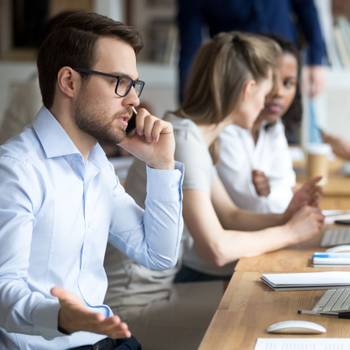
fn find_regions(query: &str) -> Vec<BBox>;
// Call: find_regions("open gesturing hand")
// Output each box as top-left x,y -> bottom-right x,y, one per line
51,287 -> 131,339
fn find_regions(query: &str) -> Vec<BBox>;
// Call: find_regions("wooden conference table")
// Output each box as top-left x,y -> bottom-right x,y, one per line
199,176 -> 350,350
199,272 -> 350,350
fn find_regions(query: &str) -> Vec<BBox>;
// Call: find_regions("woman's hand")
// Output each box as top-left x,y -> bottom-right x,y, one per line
283,176 -> 322,222
252,170 -> 271,197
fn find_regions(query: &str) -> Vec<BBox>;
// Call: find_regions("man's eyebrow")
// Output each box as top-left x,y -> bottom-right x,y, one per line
110,72 -> 139,80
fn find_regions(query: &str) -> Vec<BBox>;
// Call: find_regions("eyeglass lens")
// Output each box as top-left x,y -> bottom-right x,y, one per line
116,77 -> 144,97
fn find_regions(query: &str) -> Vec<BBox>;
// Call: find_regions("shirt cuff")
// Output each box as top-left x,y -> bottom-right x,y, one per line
146,161 -> 184,201
31,299 -> 63,339
86,304 -> 113,318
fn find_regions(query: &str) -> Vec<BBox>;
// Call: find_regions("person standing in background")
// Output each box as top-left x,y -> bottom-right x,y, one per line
177,0 -> 327,102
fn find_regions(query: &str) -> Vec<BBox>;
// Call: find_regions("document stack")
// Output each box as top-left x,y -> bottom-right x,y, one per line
261,271 -> 350,291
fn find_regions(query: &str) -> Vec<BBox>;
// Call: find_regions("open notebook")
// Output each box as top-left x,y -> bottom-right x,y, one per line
261,271 -> 350,291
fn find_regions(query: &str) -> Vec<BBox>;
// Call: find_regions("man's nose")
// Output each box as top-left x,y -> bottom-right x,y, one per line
123,86 -> 140,107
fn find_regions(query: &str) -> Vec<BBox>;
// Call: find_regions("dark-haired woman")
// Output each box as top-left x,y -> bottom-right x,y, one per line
216,37 -> 301,214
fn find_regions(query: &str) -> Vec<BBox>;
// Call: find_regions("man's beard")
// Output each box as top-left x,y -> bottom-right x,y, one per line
74,101 -> 127,145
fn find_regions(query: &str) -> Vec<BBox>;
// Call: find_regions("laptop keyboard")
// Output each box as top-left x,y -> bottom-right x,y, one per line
313,288 -> 350,313
321,226 -> 350,247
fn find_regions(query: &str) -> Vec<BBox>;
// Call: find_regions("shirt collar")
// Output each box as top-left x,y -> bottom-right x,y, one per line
32,106 -> 110,170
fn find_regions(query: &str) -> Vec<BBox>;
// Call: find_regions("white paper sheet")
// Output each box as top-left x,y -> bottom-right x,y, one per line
255,338 -> 350,350
261,271 -> 350,290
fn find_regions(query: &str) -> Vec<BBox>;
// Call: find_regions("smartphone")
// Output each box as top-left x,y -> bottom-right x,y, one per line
334,219 -> 350,225
126,111 -> 136,135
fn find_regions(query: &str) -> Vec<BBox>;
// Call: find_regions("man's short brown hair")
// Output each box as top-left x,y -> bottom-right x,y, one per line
37,11 -> 143,108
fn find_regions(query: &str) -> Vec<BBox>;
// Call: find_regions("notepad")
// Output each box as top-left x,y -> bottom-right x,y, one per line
313,252 -> 350,267
261,271 -> 350,291
255,338 -> 350,350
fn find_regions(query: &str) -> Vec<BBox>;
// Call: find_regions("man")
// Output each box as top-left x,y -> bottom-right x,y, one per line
0,11 -> 184,350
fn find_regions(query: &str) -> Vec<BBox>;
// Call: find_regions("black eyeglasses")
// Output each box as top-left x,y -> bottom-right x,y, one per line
73,68 -> 145,98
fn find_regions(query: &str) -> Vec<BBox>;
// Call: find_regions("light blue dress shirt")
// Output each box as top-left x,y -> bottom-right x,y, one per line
0,107 -> 184,350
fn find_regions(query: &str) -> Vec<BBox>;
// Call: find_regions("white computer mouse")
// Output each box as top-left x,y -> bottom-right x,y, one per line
266,320 -> 326,334
326,245 -> 350,253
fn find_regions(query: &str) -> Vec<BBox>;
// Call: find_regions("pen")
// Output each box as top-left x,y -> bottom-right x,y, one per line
298,309 -> 350,319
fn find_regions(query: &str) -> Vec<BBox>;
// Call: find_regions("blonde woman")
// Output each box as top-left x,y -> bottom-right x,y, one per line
104,32 -> 323,349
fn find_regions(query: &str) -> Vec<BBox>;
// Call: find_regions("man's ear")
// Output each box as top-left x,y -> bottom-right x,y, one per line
56,67 -> 81,99
241,79 -> 257,101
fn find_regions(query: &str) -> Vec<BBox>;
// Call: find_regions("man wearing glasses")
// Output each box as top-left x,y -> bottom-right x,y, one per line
0,11 -> 184,350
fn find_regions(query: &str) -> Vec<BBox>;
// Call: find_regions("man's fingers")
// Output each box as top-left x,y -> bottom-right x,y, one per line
151,119 -> 162,143
108,322 -> 131,339
109,323 -> 131,339
90,312 -> 106,325
143,115 -> 154,143
135,118 -> 144,136
51,287 -> 86,308
51,287 -> 71,303
143,116 -> 166,143
133,109 -> 172,143
135,108 -> 147,136
94,316 -> 131,339
99,315 -> 122,327
50,287 -> 64,298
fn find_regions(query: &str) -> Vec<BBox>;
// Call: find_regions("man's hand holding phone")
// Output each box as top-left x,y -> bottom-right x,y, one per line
119,107 -> 175,170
